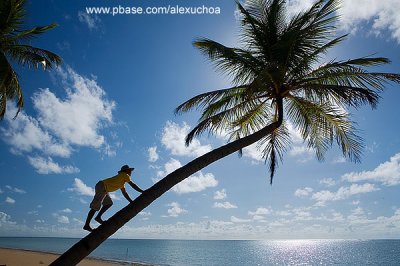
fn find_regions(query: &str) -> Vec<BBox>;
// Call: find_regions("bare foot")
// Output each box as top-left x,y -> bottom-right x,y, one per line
83,225 -> 93,232
95,216 -> 104,224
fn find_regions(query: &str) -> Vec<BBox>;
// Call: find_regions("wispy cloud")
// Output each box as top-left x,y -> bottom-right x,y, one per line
213,189 -> 227,200
173,171 -> 218,194
148,146 -> 159,162
156,158 -> 182,178
213,201 -> 237,209
78,11 -> 102,31
1,105 -> 71,157
312,183 -> 379,206
68,178 -> 94,196
342,153 -> 400,186
154,158 -> 218,194
242,122 -> 314,163
230,216 -> 251,223
294,187 -> 313,198
248,207 -> 272,222
166,202 -> 187,217
339,0 -> 400,42
1,66 -> 116,174
5,197 -> 15,204
28,156 -> 79,175
53,213 -> 70,224
319,178 -> 336,187
37,67 -> 115,148
285,0 -> 400,43
161,121 -> 212,157
5,185 -> 26,194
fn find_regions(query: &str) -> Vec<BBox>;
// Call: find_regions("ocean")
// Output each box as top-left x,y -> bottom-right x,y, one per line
0,238 -> 399,265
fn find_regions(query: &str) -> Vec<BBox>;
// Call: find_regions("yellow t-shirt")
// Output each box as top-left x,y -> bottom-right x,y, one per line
102,172 -> 131,192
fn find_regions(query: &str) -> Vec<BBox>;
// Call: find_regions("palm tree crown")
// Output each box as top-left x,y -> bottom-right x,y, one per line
0,0 -> 61,119
176,0 -> 400,183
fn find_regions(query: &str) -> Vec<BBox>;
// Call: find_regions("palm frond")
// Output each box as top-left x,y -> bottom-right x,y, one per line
279,0 -> 340,74
4,44 -> 62,69
287,96 -> 363,162
297,84 -> 380,109
0,0 -> 61,118
295,58 -> 400,107
259,122 -> 291,184
0,0 -> 26,36
11,23 -> 59,42
286,34 -> 348,82
186,96 -> 270,145
193,38 -> 260,84
0,52 -> 23,119
175,86 -> 249,115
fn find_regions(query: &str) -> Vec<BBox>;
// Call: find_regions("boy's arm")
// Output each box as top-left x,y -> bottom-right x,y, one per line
128,181 -> 144,193
120,187 -> 133,203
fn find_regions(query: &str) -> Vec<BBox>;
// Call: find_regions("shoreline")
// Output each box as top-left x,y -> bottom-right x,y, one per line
0,247 -> 150,266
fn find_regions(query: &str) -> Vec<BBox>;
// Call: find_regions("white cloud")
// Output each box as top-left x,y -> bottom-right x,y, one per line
35,67 -> 115,148
230,216 -> 251,223
214,189 -> 227,200
155,158 -> 218,194
242,122 -> 313,162
248,207 -> 271,222
148,146 -> 159,162
68,178 -> 94,196
312,183 -> 379,206
161,121 -> 212,157
294,187 -> 313,197
78,11 -> 101,31
0,212 -> 16,225
28,156 -> 79,175
287,123 -> 314,161
61,208 -> 72,213
293,208 -> 313,221
243,143 -> 263,162
239,0 -> 400,43
213,201 -> 237,209
54,214 -> 70,224
167,202 -> 187,217
156,158 -> 182,178
248,207 -> 272,216
288,0 -> 400,43
342,153 -> 400,186
339,0 -> 400,42
1,66 -> 116,173
332,156 -> 346,164
173,172 -> 218,194
320,178 -> 336,187
1,105 -> 71,157
5,185 -> 26,194
5,197 -> 15,204
139,211 -> 152,217
286,0 -> 315,18
289,146 -> 314,162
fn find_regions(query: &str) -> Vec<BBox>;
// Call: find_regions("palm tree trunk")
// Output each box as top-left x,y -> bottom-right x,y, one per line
51,99 -> 283,266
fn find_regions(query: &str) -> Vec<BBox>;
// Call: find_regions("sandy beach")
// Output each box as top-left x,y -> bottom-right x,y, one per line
0,248 -> 142,266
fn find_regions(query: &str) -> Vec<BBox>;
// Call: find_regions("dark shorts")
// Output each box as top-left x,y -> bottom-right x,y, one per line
89,181 -> 113,211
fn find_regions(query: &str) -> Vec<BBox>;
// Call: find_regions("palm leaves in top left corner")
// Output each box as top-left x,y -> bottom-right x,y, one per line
0,0 -> 62,119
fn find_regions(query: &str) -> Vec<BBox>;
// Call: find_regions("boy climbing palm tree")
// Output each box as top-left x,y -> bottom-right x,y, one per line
84,165 -> 144,232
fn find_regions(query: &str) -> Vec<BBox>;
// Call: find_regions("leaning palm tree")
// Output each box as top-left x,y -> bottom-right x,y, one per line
51,0 -> 400,264
0,0 -> 61,119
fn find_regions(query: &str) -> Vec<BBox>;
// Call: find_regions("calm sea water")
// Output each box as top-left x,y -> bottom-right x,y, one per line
0,238 -> 399,265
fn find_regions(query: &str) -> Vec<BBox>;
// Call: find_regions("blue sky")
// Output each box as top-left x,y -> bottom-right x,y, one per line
1,0 -> 400,240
